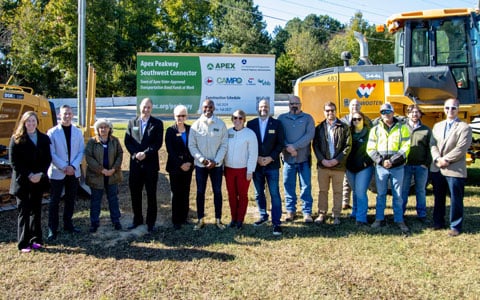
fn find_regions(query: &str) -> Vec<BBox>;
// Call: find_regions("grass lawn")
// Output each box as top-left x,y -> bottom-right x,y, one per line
1,122 -> 479,299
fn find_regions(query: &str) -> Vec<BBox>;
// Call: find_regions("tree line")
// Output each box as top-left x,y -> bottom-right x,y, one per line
0,0 -> 394,98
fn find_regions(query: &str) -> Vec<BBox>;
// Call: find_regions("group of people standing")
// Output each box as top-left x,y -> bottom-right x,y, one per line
9,95 -> 471,252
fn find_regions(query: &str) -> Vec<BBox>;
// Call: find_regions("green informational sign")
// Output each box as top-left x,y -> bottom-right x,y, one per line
137,53 -> 275,115
137,54 -> 202,114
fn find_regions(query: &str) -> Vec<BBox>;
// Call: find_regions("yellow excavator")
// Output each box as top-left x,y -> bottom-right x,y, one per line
295,7 -> 480,162
0,66 -> 97,208
296,7 -> 480,126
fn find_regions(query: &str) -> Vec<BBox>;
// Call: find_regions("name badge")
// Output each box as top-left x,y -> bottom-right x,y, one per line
176,133 -> 182,137
228,134 -> 234,138
268,129 -> 275,134
133,127 -> 139,132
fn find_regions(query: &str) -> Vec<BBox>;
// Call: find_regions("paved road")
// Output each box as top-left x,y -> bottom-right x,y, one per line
70,104 -> 289,124
70,106 -> 137,124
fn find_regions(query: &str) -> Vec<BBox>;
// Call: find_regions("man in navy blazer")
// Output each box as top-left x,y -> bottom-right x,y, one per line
247,99 -> 285,236
47,105 -> 85,240
125,98 -> 163,232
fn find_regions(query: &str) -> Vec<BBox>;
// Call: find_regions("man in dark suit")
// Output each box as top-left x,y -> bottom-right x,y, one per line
247,99 -> 285,236
430,98 -> 472,237
125,97 -> 163,232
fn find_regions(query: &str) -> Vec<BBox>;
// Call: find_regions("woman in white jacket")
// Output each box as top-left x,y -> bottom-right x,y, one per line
225,110 -> 258,229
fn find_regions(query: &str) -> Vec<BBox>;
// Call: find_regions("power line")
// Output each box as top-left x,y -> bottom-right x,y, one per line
205,0 -> 393,43
317,0 -> 390,20
279,0 -> 354,20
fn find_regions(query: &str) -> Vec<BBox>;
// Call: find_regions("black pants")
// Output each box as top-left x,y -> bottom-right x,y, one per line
169,171 -> 193,225
17,186 -> 43,249
49,175 -> 79,233
129,170 -> 158,227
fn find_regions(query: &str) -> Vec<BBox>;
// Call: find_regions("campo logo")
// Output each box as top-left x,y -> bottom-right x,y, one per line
217,77 -> 242,85
356,83 -> 376,98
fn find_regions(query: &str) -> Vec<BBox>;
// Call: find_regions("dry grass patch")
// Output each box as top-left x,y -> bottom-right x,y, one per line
1,123 -> 480,299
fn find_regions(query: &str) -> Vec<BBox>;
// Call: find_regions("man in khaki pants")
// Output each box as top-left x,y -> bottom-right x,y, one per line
313,102 -> 351,225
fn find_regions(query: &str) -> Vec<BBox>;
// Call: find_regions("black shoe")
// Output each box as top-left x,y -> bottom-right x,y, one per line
127,224 -> 139,230
113,223 -> 122,230
148,225 -> 157,232
236,222 -> 243,229
273,225 -> 283,236
89,225 -> 98,233
65,226 -> 81,233
47,230 -> 57,241
253,218 -> 268,227
356,221 -> 369,227
418,217 -> 430,225
229,221 -> 237,228
173,224 -> 181,230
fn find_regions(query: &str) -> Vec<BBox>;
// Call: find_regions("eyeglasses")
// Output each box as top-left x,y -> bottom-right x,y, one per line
233,116 -> 244,120
352,118 -> 362,122
325,109 -> 335,113
444,106 -> 457,111
203,105 -> 213,109
289,102 -> 300,105
380,110 -> 393,115
175,115 -> 186,118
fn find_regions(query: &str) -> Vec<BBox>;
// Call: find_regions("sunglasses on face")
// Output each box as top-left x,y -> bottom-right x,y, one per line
233,116 -> 244,120
289,102 -> 300,105
444,106 -> 457,111
380,110 -> 393,115
352,118 -> 362,122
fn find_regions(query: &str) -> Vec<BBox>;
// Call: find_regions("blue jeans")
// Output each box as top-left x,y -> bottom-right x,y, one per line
431,171 -> 465,231
195,166 -> 223,219
346,166 -> 373,223
374,165 -> 404,223
90,184 -> 121,226
252,167 -> 282,226
401,165 -> 428,218
283,161 -> 313,215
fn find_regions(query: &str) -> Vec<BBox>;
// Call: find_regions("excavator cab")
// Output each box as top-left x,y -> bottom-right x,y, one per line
389,9 -> 480,107
380,8 -> 480,130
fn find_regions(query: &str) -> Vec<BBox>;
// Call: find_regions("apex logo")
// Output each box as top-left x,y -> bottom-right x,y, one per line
356,83 -> 376,98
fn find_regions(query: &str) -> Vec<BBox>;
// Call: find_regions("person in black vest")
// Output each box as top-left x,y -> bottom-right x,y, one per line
10,111 -> 52,252
125,98 -> 163,232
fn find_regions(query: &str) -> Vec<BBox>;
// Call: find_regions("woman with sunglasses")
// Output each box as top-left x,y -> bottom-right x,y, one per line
345,111 -> 373,226
224,110 -> 258,229
165,105 -> 194,230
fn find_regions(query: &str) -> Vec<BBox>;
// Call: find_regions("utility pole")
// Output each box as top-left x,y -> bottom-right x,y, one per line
77,0 -> 86,127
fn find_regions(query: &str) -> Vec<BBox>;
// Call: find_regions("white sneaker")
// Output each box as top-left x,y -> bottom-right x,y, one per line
304,214 -> 313,223
193,218 -> 205,230
314,214 -> 325,224
215,219 -> 226,230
